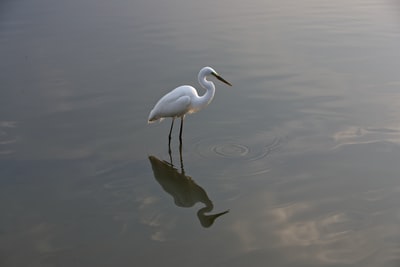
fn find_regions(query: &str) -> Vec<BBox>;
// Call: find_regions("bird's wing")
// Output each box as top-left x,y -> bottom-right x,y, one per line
149,95 -> 191,121
148,86 -> 195,122
172,95 -> 191,116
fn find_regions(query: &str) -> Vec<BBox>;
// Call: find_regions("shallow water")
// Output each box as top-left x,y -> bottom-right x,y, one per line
2,0 -> 400,266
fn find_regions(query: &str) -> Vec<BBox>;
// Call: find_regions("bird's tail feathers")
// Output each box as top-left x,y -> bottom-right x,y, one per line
148,117 -> 164,124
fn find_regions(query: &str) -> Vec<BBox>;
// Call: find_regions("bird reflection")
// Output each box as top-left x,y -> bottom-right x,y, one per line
148,151 -> 229,228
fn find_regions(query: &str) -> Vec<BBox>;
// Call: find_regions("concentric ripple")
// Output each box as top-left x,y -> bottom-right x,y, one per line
191,135 -> 283,178
193,136 -> 282,162
212,143 -> 249,158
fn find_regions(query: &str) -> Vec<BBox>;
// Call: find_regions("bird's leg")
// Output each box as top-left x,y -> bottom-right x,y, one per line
168,118 -> 175,154
178,117 -> 184,162
179,116 -> 184,143
179,139 -> 183,154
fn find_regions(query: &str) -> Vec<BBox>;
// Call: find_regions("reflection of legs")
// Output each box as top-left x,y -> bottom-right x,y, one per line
179,140 -> 184,174
168,118 -> 175,154
168,144 -> 173,166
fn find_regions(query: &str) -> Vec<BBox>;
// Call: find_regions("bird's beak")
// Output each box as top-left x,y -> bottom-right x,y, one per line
212,72 -> 232,86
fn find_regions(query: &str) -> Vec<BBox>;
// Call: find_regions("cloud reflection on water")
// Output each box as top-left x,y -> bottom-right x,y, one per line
226,139 -> 400,266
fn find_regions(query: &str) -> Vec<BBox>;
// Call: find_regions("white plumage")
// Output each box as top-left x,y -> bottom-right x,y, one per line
148,66 -> 232,144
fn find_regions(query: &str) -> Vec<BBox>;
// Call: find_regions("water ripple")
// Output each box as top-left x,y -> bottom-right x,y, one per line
193,136 -> 281,162
212,143 -> 249,159
191,135 -> 283,178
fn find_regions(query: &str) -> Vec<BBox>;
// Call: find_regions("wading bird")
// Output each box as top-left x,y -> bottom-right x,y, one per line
148,66 -> 232,146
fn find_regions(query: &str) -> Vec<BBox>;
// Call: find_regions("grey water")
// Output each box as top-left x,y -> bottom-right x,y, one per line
1,0 -> 400,266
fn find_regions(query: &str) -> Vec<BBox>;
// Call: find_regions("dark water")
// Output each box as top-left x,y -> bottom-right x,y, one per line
2,0 -> 400,266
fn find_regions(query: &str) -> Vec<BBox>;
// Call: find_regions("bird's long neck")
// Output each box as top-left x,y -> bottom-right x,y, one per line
192,73 -> 215,111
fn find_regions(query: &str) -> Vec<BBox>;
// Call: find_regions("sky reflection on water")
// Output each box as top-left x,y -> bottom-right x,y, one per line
1,0 -> 400,266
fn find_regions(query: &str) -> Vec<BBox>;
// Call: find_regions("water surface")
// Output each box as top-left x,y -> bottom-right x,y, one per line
1,0 -> 400,266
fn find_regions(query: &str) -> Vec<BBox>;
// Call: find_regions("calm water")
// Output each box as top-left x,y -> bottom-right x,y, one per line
2,0 -> 400,266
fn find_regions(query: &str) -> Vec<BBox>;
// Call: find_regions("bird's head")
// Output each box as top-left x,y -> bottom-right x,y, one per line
201,66 -> 232,86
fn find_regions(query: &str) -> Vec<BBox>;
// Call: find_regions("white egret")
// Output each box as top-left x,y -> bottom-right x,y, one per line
148,66 -> 232,144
